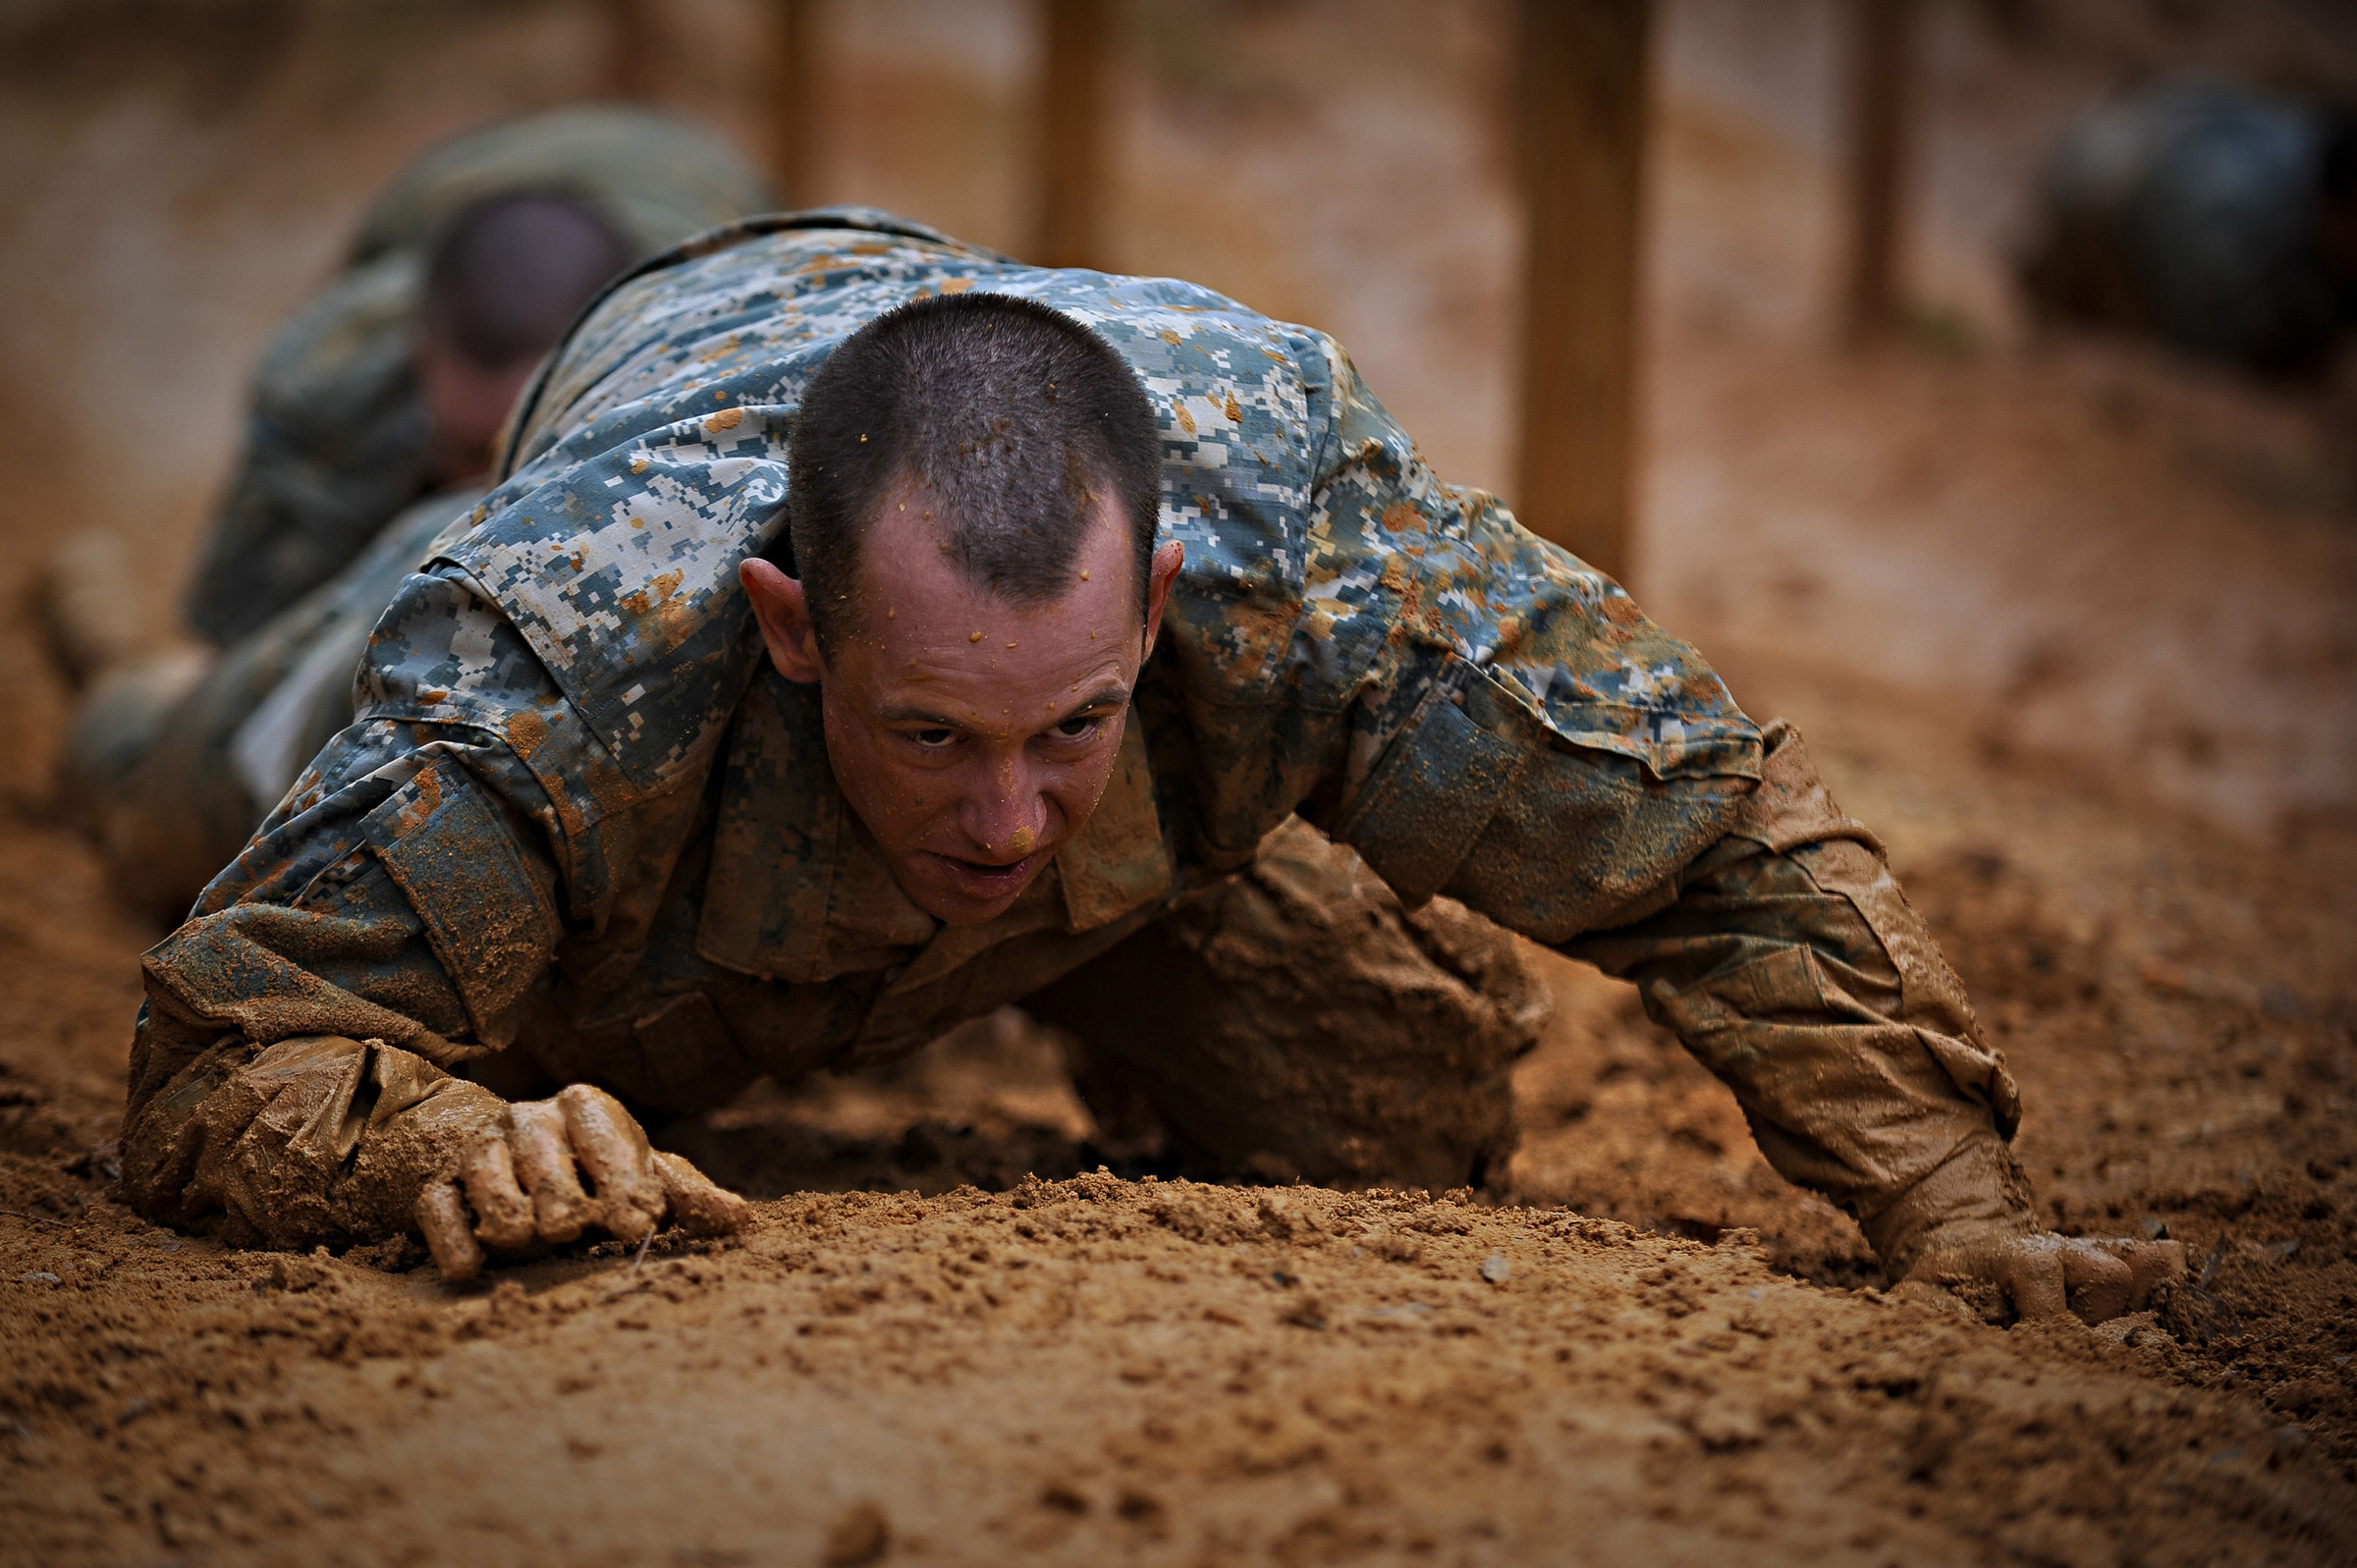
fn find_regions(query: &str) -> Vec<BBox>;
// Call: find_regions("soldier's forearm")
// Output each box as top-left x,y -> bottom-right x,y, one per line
1564,724 -> 2032,1263
1856,1130 -> 2038,1278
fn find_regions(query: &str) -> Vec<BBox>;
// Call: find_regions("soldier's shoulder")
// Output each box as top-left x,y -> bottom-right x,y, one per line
248,250 -> 419,417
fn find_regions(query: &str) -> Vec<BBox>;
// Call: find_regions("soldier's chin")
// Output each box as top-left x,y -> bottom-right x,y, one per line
905,849 -> 1044,922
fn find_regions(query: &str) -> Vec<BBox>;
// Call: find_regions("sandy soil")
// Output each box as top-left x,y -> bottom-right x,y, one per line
5,486 -> 2354,1566
5,1 -> 2357,1563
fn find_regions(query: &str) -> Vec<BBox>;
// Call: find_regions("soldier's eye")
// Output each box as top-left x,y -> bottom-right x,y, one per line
1052,716 -> 1097,740
913,728 -> 957,748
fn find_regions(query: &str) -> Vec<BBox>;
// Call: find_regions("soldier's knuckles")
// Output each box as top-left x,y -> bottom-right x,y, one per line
2061,1246 -> 2134,1324
459,1130 -> 536,1251
417,1179 -> 485,1281
1999,1245 -> 2070,1320
654,1149 -> 750,1236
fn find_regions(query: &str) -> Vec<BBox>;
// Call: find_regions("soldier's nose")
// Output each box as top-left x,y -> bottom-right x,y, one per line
963,787 -> 1046,860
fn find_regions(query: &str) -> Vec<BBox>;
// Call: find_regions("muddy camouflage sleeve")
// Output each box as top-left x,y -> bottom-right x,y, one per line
1269,353 -> 2029,1269
121,572 -> 578,1249
1547,730 -> 2030,1272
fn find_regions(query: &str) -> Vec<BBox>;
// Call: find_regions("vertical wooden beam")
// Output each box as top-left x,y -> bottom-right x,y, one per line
1515,0 -> 1652,584
607,0 -> 659,100
1036,0 -> 1107,268
1841,0 -> 1914,340
769,0 -> 818,205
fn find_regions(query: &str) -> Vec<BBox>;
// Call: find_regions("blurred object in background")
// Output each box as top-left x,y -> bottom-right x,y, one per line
181,104 -> 774,650
1515,0 -> 1651,585
1841,0 -> 1913,342
767,0 -> 821,205
1035,0 -> 1108,268
2021,73 -> 2357,376
607,0 -> 661,100
414,191 -> 633,489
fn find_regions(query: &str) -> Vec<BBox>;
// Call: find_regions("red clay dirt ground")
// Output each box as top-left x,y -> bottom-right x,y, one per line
3,415 -> 2355,1564
6,2 -> 2357,1563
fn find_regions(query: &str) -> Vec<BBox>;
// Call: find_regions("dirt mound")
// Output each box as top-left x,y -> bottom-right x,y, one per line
6,1173 -> 2353,1565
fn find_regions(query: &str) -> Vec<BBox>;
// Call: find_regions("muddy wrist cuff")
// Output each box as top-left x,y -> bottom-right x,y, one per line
1861,1131 -> 2037,1278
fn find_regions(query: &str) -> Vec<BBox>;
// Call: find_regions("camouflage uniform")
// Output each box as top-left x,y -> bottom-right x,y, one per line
184,104 -> 775,647
122,213 -> 2027,1272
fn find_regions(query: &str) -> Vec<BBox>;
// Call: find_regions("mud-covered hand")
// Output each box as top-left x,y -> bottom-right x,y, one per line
414,1083 -> 748,1280
1904,1219 -> 2185,1325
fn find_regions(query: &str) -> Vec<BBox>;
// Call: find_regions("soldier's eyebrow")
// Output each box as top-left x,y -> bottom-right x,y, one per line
880,680 -> 1130,730
1052,680 -> 1132,720
878,703 -> 966,729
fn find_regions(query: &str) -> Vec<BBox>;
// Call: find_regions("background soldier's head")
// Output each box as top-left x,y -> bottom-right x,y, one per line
417,189 -> 632,484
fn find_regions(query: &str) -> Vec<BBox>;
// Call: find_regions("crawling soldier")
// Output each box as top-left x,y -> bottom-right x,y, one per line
60,106 -> 772,919
121,210 -> 2180,1321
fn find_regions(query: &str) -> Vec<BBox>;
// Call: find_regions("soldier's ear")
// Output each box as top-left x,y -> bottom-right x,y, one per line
1140,539 -> 1184,659
740,558 -> 825,682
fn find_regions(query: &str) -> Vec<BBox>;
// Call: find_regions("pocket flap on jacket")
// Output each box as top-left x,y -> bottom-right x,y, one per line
1334,668 -> 1529,908
362,756 -> 561,1046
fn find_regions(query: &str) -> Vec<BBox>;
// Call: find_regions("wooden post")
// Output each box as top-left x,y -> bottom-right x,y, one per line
1036,0 -> 1107,268
1514,0 -> 1652,584
769,0 -> 818,205
1841,0 -> 1913,340
607,0 -> 658,100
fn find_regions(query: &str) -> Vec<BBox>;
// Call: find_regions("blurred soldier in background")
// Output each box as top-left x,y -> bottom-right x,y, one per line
58,105 -> 773,918
2024,74 -> 2357,375
192,104 -> 775,642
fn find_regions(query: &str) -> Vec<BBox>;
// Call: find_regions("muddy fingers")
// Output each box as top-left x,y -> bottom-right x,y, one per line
459,1127 -> 537,1250
1994,1237 -> 2071,1321
2061,1244 -> 2135,1325
418,1088 -> 732,1282
417,1179 -> 486,1281
653,1150 -> 751,1237
2093,1236 -> 2187,1309
1913,1226 -> 2191,1325
558,1084 -> 664,1244
509,1099 -> 596,1243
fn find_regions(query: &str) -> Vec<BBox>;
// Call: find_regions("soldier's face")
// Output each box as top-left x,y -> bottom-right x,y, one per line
743,491 -> 1183,925
417,332 -> 538,485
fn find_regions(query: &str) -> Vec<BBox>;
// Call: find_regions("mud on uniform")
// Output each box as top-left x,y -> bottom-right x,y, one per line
122,212 -> 2027,1273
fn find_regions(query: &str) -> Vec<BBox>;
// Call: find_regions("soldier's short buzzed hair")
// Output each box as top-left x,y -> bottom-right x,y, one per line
421,190 -> 632,370
785,292 -> 1162,656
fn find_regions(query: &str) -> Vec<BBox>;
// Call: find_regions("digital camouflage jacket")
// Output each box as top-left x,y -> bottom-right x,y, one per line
124,212 -> 2029,1268
183,104 -> 775,647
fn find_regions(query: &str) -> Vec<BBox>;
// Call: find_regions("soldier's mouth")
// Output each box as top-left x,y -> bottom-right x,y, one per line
929,851 -> 1037,895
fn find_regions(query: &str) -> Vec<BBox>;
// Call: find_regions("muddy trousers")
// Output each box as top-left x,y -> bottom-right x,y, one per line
1023,818 -> 1554,1194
